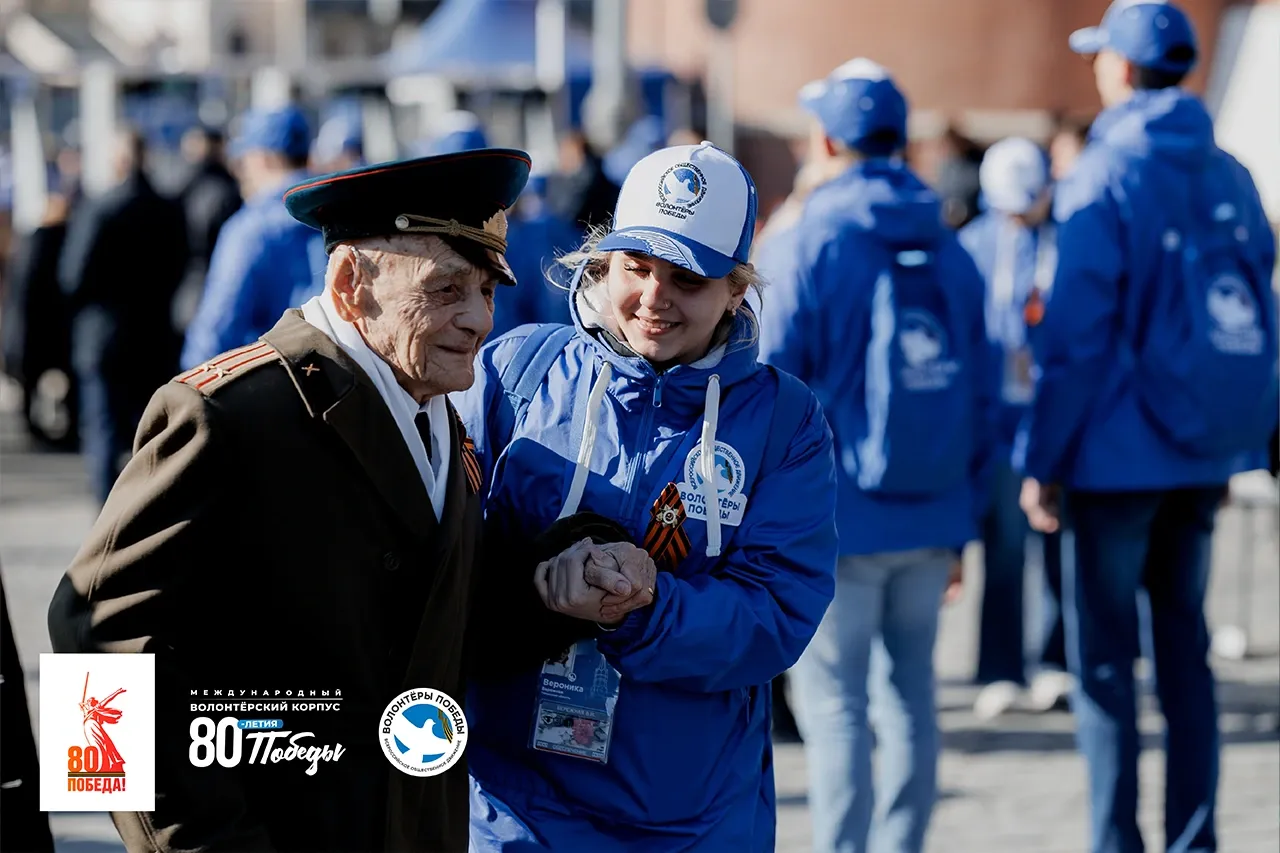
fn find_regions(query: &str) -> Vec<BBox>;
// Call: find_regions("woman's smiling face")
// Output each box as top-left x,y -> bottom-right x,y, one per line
602,252 -> 746,368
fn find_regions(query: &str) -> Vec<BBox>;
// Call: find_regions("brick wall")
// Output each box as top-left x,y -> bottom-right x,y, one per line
629,0 -> 1239,212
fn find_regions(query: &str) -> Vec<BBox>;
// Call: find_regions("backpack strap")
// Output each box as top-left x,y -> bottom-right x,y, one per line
498,324 -> 578,424
759,366 -> 811,479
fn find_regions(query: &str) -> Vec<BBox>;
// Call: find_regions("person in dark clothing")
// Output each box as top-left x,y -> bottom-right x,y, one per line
2,193 -> 78,449
545,130 -> 620,233
934,124 -> 986,230
1,565 -> 56,853
173,126 -> 243,333
59,126 -> 189,505
179,126 -> 242,273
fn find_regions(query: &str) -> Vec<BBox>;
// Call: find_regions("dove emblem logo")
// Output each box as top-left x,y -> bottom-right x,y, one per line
1206,275 -> 1264,355
378,688 -> 468,777
655,163 -> 708,220
898,310 -> 960,391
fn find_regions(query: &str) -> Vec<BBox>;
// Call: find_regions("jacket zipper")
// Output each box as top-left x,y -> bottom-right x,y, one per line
620,375 -> 665,520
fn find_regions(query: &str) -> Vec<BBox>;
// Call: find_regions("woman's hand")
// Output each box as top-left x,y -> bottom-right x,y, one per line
533,538 -> 654,623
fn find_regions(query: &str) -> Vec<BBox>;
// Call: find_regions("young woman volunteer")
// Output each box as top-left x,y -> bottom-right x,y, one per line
454,142 -> 839,851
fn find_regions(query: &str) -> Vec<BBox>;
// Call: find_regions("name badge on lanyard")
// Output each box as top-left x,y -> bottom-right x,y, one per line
530,639 -> 621,763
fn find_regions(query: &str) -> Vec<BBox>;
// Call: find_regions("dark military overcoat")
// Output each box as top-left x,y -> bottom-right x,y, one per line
48,309 -> 486,853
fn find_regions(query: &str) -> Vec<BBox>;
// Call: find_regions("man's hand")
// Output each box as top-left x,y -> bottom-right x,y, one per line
533,538 -> 653,624
944,558 -> 964,605
1020,477 -> 1061,534
595,542 -> 657,623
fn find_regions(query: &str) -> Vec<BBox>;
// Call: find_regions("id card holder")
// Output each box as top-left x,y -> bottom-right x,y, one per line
530,639 -> 621,764
1002,346 -> 1035,405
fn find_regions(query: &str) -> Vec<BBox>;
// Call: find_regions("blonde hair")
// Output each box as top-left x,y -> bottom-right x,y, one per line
555,223 -> 767,343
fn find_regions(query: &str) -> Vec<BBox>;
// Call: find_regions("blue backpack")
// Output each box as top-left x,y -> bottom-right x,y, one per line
853,242 -> 974,496
1130,154 -> 1279,458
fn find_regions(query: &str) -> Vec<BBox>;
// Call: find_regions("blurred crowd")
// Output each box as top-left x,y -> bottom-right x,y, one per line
0,99 -> 1096,502
0,103 -> 684,500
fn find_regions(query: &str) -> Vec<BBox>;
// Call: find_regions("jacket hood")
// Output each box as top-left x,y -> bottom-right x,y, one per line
811,159 -> 946,247
566,261 -> 764,405
1091,88 -> 1213,170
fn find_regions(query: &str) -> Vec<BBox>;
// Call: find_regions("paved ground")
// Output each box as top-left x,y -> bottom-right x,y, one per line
2,376 -> 1276,852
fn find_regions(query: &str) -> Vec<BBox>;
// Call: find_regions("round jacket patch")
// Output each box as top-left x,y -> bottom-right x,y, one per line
678,441 -> 749,527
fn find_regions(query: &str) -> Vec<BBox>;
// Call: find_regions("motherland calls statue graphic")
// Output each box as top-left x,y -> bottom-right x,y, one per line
80,673 -> 126,773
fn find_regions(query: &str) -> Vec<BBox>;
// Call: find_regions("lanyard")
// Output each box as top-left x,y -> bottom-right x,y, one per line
992,219 -> 1057,309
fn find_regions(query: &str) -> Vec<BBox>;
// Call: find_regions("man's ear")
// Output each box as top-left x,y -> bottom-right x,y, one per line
329,246 -> 363,322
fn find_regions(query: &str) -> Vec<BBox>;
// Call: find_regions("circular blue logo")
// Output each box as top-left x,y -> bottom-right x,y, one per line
658,163 -> 707,209
898,310 -> 947,368
379,689 -> 468,777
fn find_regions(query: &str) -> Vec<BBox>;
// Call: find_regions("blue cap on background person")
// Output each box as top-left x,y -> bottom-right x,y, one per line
799,58 -> 908,158
1069,0 -> 1198,74
979,137 -> 1050,215
229,105 -> 312,161
312,114 -> 364,164
603,116 -> 667,186
416,110 -> 489,157
596,141 -> 758,279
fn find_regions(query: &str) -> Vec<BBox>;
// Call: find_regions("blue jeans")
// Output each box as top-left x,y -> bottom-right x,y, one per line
76,370 -> 132,506
979,461 -> 1068,683
1066,488 -> 1222,853
791,549 -> 951,853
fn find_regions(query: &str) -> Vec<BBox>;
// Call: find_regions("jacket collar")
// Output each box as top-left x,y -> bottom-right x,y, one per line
564,263 -> 763,412
263,310 -> 451,541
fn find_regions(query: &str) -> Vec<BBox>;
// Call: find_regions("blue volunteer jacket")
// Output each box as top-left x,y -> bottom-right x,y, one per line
958,211 -> 1056,464
1022,89 -> 1278,490
758,159 -> 997,556
181,172 -> 326,369
453,284 -> 838,851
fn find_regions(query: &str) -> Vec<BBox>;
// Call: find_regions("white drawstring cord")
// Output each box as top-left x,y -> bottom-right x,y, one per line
699,374 -> 722,557
558,361 -> 613,519
559,362 -> 724,559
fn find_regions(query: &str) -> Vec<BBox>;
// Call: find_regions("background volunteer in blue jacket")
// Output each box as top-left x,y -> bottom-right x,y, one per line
454,142 -> 839,852
751,97 -> 866,746
1019,4 -> 1279,852
180,105 -> 326,369
758,59 -> 997,853
958,137 -> 1071,721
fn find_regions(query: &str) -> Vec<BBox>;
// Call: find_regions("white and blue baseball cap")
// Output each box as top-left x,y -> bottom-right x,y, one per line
1069,0 -> 1198,74
979,138 -> 1049,215
597,141 -> 758,279
799,58 -> 908,157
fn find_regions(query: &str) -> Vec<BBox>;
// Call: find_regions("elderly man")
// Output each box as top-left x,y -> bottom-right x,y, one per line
47,150 -> 651,853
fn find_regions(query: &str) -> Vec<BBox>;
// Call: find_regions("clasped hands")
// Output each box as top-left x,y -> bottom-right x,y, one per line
533,538 -> 657,627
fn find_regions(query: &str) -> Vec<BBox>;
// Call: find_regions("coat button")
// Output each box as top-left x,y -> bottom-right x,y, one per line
383,552 -> 401,572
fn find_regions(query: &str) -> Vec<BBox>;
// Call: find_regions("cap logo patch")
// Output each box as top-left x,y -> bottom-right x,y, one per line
656,163 -> 708,220
482,209 -> 508,242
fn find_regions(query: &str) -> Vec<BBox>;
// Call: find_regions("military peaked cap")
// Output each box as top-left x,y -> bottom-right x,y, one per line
283,149 -> 532,285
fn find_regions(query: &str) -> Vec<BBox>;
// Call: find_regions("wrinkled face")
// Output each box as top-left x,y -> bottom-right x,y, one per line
603,251 -> 745,369
329,234 -> 496,402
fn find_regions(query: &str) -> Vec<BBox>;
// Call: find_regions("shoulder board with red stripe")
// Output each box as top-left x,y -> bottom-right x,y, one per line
174,341 -> 281,395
